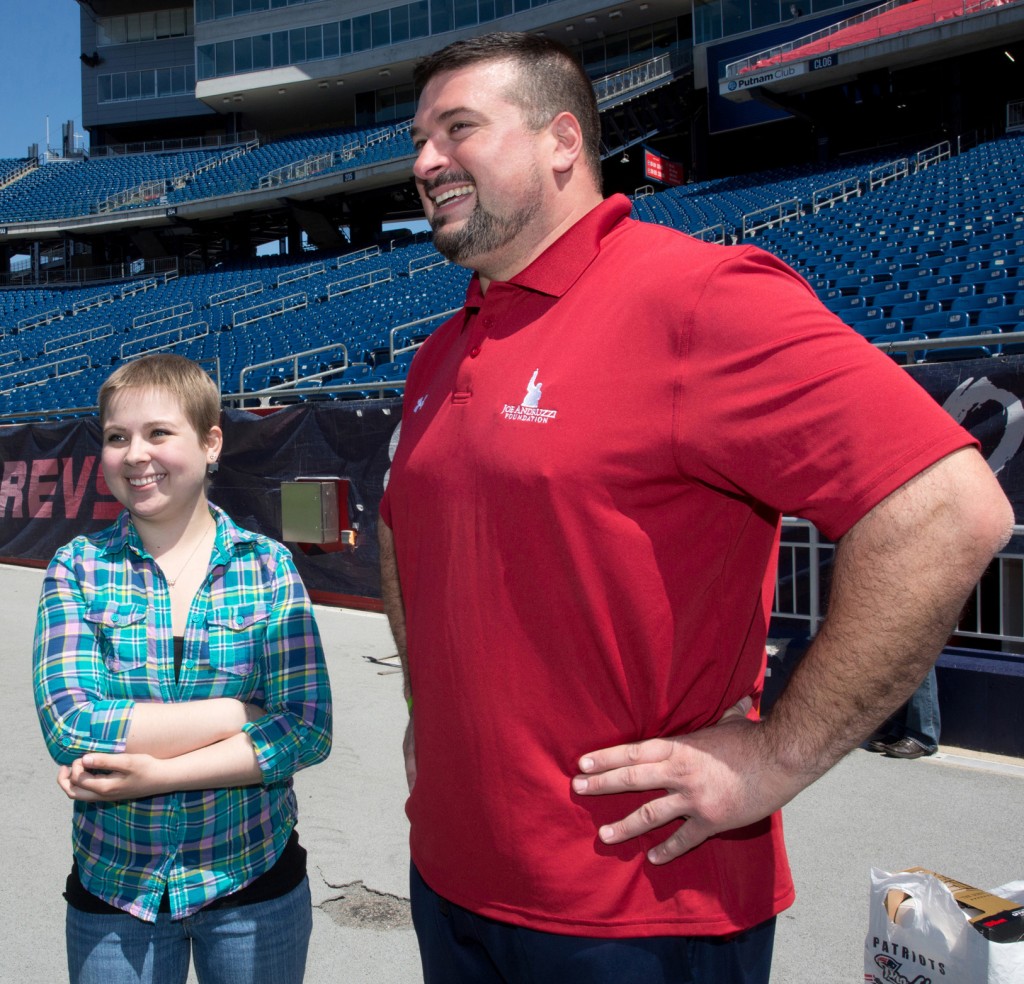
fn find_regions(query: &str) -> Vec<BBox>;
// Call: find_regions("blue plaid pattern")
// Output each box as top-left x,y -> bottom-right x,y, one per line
33,505 -> 332,922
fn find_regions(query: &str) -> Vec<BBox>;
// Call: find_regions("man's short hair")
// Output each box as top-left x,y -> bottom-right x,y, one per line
99,353 -> 221,441
414,32 -> 602,185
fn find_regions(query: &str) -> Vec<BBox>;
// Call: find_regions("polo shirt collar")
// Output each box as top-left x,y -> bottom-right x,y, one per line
463,194 -> 632,309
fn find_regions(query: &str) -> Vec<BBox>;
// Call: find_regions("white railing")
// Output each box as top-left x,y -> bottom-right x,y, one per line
121,320 -> 209,360
772,520 -> 1024,646
811,177 -> 862,213
232,292 -> 307,328
742,198 -> 802,238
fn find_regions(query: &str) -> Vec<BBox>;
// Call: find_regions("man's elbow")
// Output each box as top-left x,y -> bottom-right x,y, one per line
948,453 -> 1014,577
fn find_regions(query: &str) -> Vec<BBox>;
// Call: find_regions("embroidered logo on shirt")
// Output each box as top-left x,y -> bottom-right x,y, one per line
413,395 -> 428,413
502,369 -> 558,424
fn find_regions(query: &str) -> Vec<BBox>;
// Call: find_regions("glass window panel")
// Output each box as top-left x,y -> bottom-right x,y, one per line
235,36 -> 253,72
234,0 -> 252,12
157,67 -> 171,95
172,66 -> 187,92
98,75 -> 112,102
252,32 -> 271,68
139,12 -> 156,39
126,73 -> 141,99
197,44 -> 216,80
394,84 -> 416,119
392,6 -> 410,43
251,0 -> 270,9
125,14 -> 141,42
155,10 -> 171,37
272,31 -> 289,66
338,20 -> 352,54
751,0 -> 778,28
722,0 -> 750,36
195,0 -> 214,23
215,40 -> 234,76
290,27 -> 306,61
323,21 -> 340,57
409,1 -> 429,38
112,74 -> 126,100
172,9 -> 188,35
141,71 -> 156,98
352,14 -> 372,51
693,0 -> 721,45
478,0 -> 495,21
186,64 -> 195,88
494,0 -> 515,16
215,0 -> 233,17
355,91 -> 375,127
306,25 -> 323,60
431,0 -> 453,33
372,10 -> 390,46
454,0 -> 477,28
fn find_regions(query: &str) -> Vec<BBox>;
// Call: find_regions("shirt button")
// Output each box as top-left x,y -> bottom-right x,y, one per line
110,614 -> 120,624
235,616 -> 244,626
61,736 -> 72,747
469,345 -> 481,358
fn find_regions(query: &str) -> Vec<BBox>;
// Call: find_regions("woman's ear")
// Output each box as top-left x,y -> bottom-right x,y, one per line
205,425 -> 224,462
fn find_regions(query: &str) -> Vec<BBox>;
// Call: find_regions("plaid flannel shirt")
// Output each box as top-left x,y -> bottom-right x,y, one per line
33,505 -> 332,922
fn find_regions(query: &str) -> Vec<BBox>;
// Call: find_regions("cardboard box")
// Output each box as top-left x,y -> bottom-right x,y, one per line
897,868 -> 1024,943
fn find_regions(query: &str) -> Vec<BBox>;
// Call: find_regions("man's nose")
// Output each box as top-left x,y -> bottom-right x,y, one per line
413,138 -> 447,182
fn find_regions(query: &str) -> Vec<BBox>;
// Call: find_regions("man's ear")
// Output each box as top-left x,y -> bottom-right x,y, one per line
549,111 -> 585,173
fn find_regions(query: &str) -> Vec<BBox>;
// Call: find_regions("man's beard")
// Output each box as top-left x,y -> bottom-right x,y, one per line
428,171 -> 541,268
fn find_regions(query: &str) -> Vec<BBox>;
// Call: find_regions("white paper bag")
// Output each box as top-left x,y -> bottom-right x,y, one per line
864,868 -> 1024,984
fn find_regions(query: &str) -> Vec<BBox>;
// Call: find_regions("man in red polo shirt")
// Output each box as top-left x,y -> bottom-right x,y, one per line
377,31 -> 1012,984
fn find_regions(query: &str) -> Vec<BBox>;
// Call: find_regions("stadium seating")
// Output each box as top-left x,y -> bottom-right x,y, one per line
3,130 -> 1024,418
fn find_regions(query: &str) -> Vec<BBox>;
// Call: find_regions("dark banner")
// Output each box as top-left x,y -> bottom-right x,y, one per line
0,400 -> 403,607
3,357 -> 1024,606
907,357 -> 1024,519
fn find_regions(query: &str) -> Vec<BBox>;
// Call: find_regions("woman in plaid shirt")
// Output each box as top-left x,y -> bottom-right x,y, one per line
33,354 -> 333,984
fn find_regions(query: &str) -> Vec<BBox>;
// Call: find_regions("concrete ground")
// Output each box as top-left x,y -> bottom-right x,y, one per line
4,562 -> 1023,983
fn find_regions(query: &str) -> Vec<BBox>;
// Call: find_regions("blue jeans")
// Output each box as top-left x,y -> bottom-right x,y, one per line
411,863 -> 775,984
903,667 -> 941,750
66,877 -> 312,984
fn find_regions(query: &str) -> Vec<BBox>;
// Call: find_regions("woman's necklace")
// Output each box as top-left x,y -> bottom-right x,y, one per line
163,518 -> 214,587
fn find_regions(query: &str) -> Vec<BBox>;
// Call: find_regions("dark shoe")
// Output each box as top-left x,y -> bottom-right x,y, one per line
884,737 -> 935,759
866,734 -> 900,753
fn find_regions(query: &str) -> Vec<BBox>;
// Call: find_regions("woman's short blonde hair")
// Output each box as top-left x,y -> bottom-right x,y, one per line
98,354 -> 221,442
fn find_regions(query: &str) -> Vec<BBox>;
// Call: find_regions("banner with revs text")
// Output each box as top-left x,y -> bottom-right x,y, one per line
0,400 -> 403,608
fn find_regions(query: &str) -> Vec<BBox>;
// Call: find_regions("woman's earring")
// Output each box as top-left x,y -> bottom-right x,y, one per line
207,458 -> 219,476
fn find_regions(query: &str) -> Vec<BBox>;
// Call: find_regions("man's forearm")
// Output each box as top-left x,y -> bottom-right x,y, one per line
763,446 -> 1014,783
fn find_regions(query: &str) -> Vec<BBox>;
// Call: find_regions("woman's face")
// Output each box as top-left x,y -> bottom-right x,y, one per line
100,386 -> 222,527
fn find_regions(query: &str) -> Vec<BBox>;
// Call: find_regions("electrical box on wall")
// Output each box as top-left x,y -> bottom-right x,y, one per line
280,477 -> 358,550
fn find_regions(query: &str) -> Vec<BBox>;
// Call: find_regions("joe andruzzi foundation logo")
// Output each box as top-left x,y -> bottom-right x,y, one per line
502,369 -> 558,424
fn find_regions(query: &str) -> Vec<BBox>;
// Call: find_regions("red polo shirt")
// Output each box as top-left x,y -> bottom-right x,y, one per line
380,195 -> 974,936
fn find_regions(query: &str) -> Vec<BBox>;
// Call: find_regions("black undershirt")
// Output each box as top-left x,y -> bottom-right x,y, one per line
65,636 -> 306,915
64,830 -> 307,915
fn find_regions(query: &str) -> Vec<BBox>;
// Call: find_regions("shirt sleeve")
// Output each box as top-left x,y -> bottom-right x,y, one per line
676,246 -> 978,541
242,543 -> 332,785
32,550 -> 136,765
